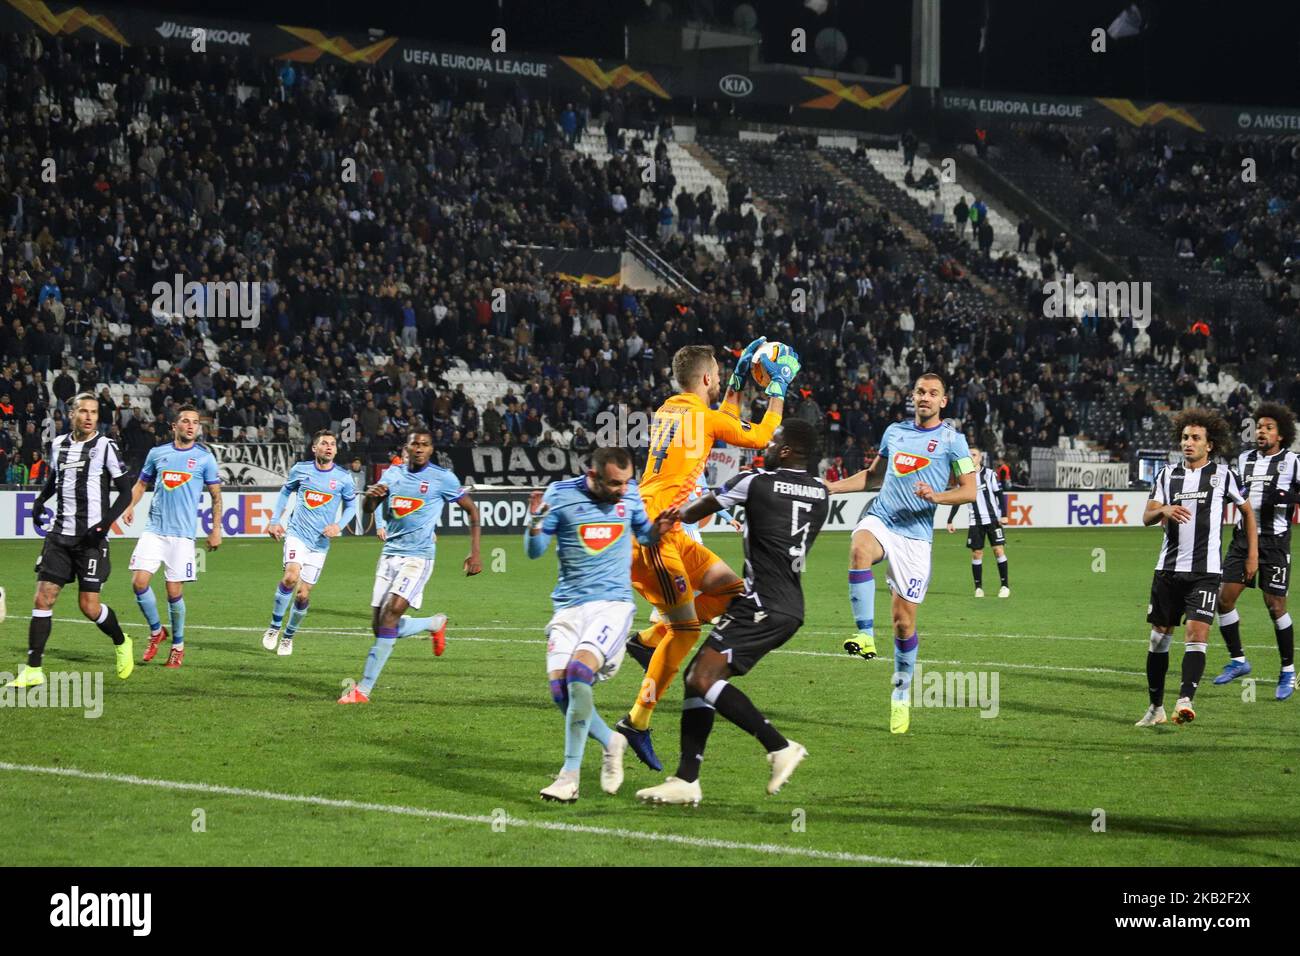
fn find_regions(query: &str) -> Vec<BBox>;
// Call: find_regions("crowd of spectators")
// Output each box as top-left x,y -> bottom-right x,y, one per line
1028,126 -> 1300,287
1,30 -> 1293,490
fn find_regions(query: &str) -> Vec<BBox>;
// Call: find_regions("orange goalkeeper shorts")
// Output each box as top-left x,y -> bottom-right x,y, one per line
631,529 -> 723,612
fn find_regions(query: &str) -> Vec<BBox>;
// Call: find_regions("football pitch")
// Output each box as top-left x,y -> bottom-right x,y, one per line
1,528 -> 1296,867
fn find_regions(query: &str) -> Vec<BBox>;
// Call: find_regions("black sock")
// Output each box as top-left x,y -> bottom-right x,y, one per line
1180,647 -> 1207,701
27,611 -> 53,668
1276,616 -> 1295,668
1146,651 -> 1169,707
971,560 -> 983,588
675,698 -> 716,783
1219,613 -> 1244,657
997,557 -> 1009,587
95,605 -> 126,646
625,634 -> 654,671
713,682 -> 787,752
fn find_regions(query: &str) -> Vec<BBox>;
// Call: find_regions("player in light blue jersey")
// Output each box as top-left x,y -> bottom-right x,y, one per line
122,404 -> 222,670
525,447 -> 671,802
261,430 -> 358,656
827,373 -> 976,733
339,428 -> 482,704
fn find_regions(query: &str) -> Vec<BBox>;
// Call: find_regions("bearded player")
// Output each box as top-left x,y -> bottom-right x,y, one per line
826,372 -> 977,734
615,339 -> 801,770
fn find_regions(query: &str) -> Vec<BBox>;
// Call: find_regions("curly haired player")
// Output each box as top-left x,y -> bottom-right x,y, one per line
1138,409 -> 1256,726
1211,403 -> 1299,700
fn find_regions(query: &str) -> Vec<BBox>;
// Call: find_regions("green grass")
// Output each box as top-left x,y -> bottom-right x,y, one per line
1,529 -> 1296,866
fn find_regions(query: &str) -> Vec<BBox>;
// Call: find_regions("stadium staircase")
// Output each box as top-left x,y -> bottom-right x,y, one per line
573,127 -> 763,260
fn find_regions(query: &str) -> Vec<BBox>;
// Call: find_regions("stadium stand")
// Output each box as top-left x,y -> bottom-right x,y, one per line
1,29 -> 1292,492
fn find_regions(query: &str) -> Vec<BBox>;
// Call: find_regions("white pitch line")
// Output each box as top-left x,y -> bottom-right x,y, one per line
50,618 -> 1275,680
51,616 -> 1282,648
0,761 -> 958,868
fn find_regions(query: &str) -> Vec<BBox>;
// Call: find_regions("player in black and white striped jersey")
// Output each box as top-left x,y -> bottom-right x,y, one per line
1137,409 -> 1258,728
5,394 -> 137,689
1213,403 -> 1299,700
946,447 -> 1010,598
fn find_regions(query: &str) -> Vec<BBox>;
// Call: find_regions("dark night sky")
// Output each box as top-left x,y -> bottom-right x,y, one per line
129,0 -> 1300,108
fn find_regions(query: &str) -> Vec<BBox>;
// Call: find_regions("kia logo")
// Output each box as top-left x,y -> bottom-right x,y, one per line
719,74 -> 753,97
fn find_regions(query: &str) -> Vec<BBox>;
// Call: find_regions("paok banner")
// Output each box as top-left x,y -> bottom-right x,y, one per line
440,446 -> 592,487
210,443 -> 294,486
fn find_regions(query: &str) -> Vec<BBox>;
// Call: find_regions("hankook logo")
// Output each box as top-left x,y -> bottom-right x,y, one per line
156,21 -> 252,45
719,74 -> 754,97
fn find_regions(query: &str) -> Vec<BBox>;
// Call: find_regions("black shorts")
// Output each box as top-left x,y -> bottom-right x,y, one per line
698,596 -> 800,676
1221,530 -> 1291,596
35,533 -> 111,592
1147,570 -> 1219,627
966,522 -> 1006,550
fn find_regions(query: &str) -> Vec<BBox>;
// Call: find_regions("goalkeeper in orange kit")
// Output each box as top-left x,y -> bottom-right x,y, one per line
614,339 -> 802,770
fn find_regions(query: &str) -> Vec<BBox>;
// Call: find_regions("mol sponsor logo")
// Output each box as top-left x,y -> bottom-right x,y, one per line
389,497 -> 425,519
303,490 -> 335,509
1067,493 -> 1129,526
891,452 -> 931,476
578,522 -> 624,554
159,470 -> 192,490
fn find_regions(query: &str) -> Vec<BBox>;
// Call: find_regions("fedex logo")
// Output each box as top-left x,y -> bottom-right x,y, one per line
1067,493 -> 1128,526
1003,493 -> 1034,526
13,493 -> 276,537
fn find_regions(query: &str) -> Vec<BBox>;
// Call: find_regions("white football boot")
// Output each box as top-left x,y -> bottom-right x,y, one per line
262,627 -> 280,651
601,731 -> 627,795
1135,705 -> 1167,727
277,635 -> 294,657
540,769 -> 580,803
766,741 -> 808,795
636,776 -> 702,806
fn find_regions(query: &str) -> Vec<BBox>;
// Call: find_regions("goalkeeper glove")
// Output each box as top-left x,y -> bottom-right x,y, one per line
727,336 -> 767,393
760,347 -> 801,399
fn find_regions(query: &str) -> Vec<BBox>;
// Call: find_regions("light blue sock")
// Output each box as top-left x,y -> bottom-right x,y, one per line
563,661 -> 596,772
892,632 -> 919,702
135,586 -> 162,634
396,615 -> 437,638
586,709 -> 613,748
270,583 -> 293,628
550,678 -> 613,747
167,595 -> 186,646
359,628 -> 398,695
849,569 -> 875,634
284,598 -> 309,638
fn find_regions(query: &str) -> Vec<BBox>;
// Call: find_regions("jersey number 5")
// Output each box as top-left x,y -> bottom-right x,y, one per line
789,500 -> 812,573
